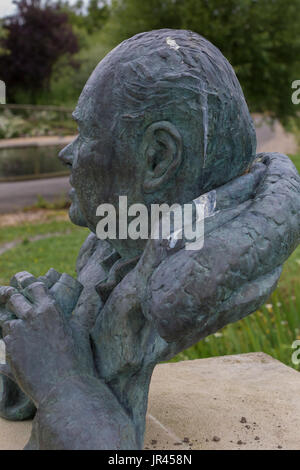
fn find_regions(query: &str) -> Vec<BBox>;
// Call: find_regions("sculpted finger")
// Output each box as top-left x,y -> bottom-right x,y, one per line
3,334 -> 13,351
37,268 -> 61,289
2,319 -> 24,337
0,304 -> 16,339
165,266 -> 283,359
0,309 -> 15,331
215,266 -> 282,326
0,286 -> 18,305
6,294 -> 33,319
215,160 -> 267,211
23,282 -> 49,305
50,274 -> 83,318
0,363 -> 15,382
196,266 -> 280,354
3,334 -> 14,367
204,199 -> 252,239
10,271 -> 38,290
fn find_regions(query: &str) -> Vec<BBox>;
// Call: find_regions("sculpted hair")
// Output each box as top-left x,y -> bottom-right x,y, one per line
111,29 -> 257,192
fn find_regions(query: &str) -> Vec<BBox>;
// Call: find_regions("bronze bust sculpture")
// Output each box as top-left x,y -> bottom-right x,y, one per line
0,29 -> 299,449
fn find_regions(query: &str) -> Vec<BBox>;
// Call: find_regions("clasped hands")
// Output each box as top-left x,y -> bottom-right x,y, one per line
0,270 -> 94,406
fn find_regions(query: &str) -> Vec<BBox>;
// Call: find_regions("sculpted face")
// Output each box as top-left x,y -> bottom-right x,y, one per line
58,59 -> 189,259
59,65 -> 146,235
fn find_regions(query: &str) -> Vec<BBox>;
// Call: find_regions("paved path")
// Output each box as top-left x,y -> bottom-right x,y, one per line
0,176 -> 70,214
254,114 -> 298,154
0,135 -> 74,149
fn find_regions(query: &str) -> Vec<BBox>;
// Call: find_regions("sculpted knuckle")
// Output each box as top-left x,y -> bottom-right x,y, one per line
35,297 -> 58,316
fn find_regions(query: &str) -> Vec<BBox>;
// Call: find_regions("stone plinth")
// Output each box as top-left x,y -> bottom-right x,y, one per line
0,352 -> 299,450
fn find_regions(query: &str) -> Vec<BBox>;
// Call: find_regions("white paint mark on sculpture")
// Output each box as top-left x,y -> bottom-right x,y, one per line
166,37 -> 180,51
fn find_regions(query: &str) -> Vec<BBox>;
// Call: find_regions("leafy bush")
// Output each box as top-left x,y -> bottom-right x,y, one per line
0,110 -> 31,138
0,108 -> 77,138
27,194 -> 70,210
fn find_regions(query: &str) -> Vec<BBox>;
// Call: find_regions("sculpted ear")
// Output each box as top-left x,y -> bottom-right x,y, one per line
142,121 -> 183,193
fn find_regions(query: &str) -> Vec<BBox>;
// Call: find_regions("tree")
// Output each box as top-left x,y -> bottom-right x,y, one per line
0,0 -> 79,103
107,0 -> 181,41
106,0 -> 300,122
0,21 -> 8,55
179,0 -> 300,122
86,0 -> 110,33
58,0 -> 110,35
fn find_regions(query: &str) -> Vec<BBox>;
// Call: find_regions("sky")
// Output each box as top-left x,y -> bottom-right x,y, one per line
0,0 -> 89,18
0,0 -> 16,17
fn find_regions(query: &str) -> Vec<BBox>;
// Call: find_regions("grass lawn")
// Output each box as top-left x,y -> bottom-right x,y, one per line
0,156 -> 300,371
289,153 -> 300,174
0,215 -> 89,283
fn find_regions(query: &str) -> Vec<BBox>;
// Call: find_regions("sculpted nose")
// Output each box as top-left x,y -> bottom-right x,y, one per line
58,142 -> 74,167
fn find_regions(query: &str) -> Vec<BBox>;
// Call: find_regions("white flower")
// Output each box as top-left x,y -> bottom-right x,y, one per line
214,332 -> 223,338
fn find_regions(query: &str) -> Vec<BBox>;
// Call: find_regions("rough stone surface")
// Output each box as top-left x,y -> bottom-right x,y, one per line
0,353 -> 299,450
144,353 -> 300,450
0,340 -> 4,363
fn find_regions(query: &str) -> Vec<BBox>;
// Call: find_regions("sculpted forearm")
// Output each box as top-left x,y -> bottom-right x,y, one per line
26,375 -> 138,450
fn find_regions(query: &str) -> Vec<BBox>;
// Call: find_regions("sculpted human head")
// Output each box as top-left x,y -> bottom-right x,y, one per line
59,29 -> 256,257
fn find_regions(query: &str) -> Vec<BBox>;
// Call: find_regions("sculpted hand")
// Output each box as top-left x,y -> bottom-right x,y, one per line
0,277 -> 93,406
0,273 -> 138,450
0,268 -> 82,341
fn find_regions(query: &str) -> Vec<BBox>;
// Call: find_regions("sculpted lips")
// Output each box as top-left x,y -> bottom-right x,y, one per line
69,187 -> 76,200
69,173 -> 76,200
69,174 -> 76,199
